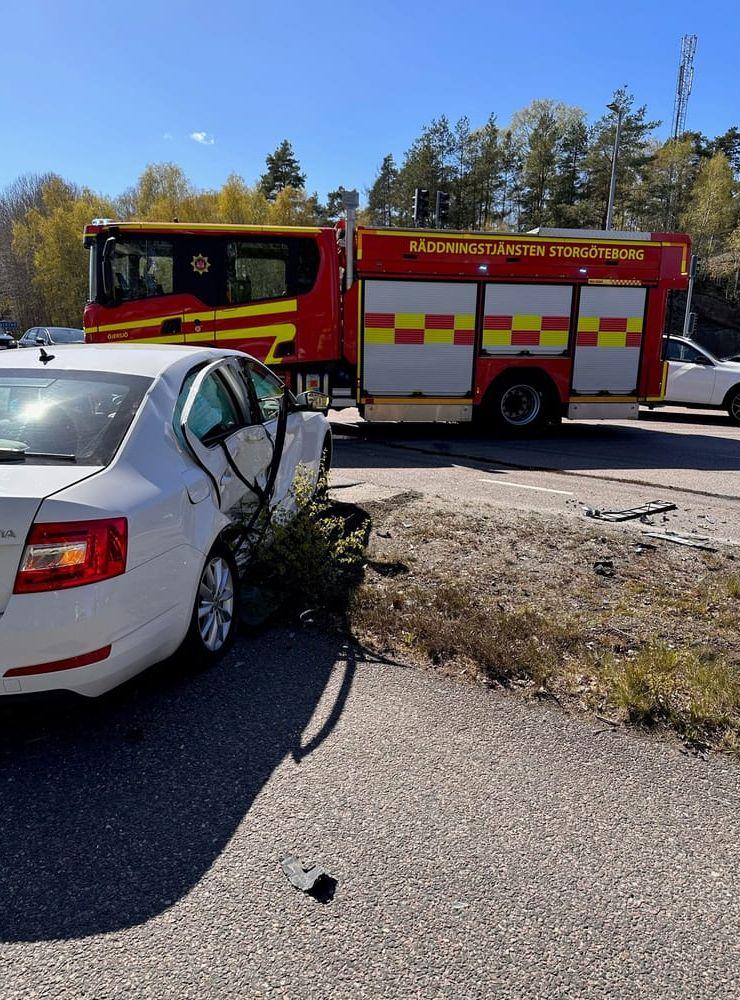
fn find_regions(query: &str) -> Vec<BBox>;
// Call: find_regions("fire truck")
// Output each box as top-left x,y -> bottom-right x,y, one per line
83,215 -> 691,430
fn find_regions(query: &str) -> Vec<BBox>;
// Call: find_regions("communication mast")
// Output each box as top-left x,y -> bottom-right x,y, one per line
671,34 -> 697,139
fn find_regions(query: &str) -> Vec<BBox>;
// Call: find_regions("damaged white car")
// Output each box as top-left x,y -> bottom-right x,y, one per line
0,344 -> 330,697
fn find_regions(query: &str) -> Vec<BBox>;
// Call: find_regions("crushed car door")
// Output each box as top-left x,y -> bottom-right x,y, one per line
241,358 -> 306,510
179,361 -> 274,521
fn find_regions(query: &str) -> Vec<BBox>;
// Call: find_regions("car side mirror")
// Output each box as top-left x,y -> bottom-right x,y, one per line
694,356 -> 712,366
35,337 -> 45,345
294,390 -> 329,412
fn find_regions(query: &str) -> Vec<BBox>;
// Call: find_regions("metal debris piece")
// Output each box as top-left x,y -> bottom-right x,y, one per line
642,530 -> 717,552
634,543 -> 657,554
593,559 -> 615,577
281,856 -> 337,900
585,501 -> 677,523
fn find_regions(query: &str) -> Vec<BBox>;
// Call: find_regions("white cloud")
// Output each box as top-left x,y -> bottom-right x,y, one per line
190,131 -> 215,146
162,132 -> 173,140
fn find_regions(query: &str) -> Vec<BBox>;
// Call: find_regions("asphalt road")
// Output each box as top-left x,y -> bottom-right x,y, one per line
1,634 -> 739,999
330,407 -> 740,545
1,409 -> 739,998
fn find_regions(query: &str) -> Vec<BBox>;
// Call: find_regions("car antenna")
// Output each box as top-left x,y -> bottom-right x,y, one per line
39,347 -> 55,365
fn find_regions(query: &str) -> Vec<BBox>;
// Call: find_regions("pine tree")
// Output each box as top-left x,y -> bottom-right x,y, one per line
367,154 -> 400,226
582,88 -> 660,229
259,141 -> 306,201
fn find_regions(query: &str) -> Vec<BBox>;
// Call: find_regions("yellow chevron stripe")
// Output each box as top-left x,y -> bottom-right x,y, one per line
215,299 -> 297,320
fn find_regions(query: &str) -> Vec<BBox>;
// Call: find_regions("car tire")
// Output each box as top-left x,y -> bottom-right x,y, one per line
727,387 -> 740,426
485,377 -> 552,434
180,543 -> 240,667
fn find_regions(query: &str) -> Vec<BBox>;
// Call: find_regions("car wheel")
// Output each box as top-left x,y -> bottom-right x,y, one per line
181,544 -> 239,665
727,388 -> 740,426
486,378 -> 550,434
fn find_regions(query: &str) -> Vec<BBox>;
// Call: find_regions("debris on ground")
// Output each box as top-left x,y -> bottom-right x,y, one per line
281,856 -> 337,902
593,559 -> 615,577
584,500 -> 677,523
643,530 -> 718,552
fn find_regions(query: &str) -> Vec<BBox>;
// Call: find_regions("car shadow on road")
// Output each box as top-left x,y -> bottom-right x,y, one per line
0,629 -> 357,942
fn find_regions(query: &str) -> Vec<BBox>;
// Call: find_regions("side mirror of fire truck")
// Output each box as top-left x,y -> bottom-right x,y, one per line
294,390 -> 330,412
101,236 -> 116,300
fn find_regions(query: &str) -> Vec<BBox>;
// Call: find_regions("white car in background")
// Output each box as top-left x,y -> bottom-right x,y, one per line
0,345 -> 331,698
664,336 -> 740,425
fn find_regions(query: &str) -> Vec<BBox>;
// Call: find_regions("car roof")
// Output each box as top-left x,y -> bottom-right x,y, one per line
0,343 -> 249,379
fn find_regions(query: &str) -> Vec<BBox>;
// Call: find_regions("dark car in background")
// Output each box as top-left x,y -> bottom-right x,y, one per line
0,331 -> 18,350
18,326 -> 85,348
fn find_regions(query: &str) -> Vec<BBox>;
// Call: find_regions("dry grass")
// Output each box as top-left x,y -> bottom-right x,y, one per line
601,642 -> 740,752
352,578 -> 576,688
346,497 -> 740,753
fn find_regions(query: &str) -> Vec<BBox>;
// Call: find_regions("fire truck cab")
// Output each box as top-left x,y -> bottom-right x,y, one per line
84,220 -> 690,431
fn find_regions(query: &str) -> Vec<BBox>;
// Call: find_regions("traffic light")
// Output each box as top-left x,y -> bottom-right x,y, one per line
435,190 -> 450,226
413,187 -> 429,226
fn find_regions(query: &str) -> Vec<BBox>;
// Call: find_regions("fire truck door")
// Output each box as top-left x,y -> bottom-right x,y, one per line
362,281 -> 477,396
572,286 -> 647,395
178,236 -> 218,346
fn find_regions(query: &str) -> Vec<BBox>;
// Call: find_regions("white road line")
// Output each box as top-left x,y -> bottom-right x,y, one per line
478,478 -> 573,496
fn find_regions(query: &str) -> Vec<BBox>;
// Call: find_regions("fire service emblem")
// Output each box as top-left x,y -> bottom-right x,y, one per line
191,254 -> 210,276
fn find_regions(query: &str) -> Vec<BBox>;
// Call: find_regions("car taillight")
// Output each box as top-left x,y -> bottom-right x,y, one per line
13,518 -> 128,594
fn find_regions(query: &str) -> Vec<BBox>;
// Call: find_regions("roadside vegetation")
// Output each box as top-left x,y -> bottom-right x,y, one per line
253,490 -> 740,754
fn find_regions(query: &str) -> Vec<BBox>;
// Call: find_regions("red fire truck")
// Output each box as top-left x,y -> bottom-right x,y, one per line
83,218 -> 691,430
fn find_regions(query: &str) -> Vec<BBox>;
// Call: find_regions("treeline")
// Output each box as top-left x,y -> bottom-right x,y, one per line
367,89 -> 740,301
1,88 -> 739,329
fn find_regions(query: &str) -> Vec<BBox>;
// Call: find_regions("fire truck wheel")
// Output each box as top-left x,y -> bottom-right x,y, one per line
487,378 -> 551,433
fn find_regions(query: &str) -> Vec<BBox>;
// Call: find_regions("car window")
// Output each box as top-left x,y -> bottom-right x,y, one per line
49,328 -> 85,344
245,362 -> 284,422
667,340 -> 708,364
0,370 -> 151,465
178,370 -> 244,446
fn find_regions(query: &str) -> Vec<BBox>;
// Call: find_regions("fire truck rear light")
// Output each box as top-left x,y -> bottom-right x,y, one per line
14,518 -> 128,593
4,645 -> 112,678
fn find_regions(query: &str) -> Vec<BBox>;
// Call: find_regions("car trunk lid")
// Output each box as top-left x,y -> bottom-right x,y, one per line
0,465 -> 98,613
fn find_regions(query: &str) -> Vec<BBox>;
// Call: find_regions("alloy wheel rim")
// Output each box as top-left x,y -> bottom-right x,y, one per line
500,385 -> 541,426
732,394 -> 740,421
197,556 -> 234,652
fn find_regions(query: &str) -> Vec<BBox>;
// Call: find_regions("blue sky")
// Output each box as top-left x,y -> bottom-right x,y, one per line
1,0 -> 737,201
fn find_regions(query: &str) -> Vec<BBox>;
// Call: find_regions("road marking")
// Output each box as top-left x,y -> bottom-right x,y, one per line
478,478 -> 573,495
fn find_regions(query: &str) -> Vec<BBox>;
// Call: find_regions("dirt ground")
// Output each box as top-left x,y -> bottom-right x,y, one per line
346,492 -> 740,751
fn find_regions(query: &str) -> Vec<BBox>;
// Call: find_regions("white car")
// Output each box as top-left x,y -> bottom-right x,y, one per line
0,345 -> 331,698
664,337 -> 740,424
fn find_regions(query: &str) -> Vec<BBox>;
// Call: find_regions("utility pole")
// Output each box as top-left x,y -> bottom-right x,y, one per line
605,101 -> 625,230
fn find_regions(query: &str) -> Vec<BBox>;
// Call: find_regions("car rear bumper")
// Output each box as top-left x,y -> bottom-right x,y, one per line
0,545 -> 200,697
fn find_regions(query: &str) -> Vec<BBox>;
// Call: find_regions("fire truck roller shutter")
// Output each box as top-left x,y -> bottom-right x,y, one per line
482,284 -> 573,355
363,280 -> 477,396
572,286 -> 646,395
